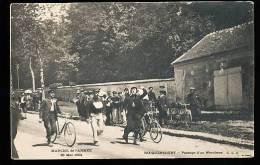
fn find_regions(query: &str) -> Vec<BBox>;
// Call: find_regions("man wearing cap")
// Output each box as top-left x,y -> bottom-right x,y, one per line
148,87 -> 156,103
74,89 -> 82,119
105,91 -> 112,126
20,93 -> 27,119
185,87 -> 202,122
89,95 -> 105,145
39,89 -> 62,146
122,88 -> 130,125
11,91 -> 20,158
78,89 -> 86,121
111,91 -> 120,124
158,90 -> 169,126
123,87 -> 147,145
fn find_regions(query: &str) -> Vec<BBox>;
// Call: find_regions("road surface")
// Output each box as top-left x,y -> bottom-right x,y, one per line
14,113 -> 253,159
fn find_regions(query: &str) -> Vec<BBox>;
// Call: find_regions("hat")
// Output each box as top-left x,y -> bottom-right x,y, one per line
159,90 -> 166,94
93,95 -> 99,101
76,89 -> 80,94
112,91 -> 117,94
190,87 -> 195,90
48,89 -> 55,94
148,87 -> 153,89
130,87 -> 137,91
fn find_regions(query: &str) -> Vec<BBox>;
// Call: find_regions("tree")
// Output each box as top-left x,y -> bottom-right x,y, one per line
11,3 -> 79,94
11,2 -> 253,86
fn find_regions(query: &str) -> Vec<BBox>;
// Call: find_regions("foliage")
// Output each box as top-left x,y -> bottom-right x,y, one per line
11,2 -> 253,88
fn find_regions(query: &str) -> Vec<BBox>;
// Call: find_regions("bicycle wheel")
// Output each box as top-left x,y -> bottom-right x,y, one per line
64,122 -> 76,147
149,121 -> 162,143
50,121 -> 59,143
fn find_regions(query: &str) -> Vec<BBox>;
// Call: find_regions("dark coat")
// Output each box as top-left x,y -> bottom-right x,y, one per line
77,94 -> 86,116
11,101 -> 20,140
158,95 -> 168,109
148,91 -> 156,102
39,98 -> 61,120
185,93 -> 202,115
124,89 -> 147,129
185,93 -> 201,108
111,96 -> 120,109
89,101 -> 104,114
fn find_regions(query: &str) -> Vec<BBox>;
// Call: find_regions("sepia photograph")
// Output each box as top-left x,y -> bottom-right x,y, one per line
10,2 -> 254,159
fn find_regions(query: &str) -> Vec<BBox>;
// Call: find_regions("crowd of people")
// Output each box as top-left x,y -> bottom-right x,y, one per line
73,86 -> 159,145
73,86 -> 202,145
15,91 -> 43,120
11,85 -> 203,148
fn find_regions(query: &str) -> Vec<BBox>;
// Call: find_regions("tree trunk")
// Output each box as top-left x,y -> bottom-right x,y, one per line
36,34 -> 45,99
29,57 -> 36,92
10,68 -> 13,93
39,57 -> 45,99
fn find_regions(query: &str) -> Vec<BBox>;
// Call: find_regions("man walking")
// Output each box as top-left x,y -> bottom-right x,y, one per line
89,95 -> 105,145
123,87 -> 147,145
111,91 -> 120,125
39,89 -> 62,147
185,87 -> 202,122
20,93 -> 27,119
148,87 -> 156,102
105,91 -> 112,126
11,91 -> 20,158
158,90 -> 168,126
78,89 -> 86,121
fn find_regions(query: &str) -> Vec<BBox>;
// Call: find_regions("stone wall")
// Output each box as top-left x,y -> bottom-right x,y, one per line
55,78 -> 176,104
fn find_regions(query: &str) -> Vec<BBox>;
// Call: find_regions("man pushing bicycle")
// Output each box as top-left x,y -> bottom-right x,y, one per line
39,89 -> 62,147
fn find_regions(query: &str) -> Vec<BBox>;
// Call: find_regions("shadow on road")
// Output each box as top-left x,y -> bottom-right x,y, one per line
32,143 -> 49,147
32,142 -> 68,147
77,142 -> 99,146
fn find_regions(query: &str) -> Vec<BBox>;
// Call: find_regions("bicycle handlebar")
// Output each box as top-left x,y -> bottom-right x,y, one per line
58,112 -> 71,119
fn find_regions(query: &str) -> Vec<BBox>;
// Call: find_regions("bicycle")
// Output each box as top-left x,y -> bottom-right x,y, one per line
168,103 -> 192,126
50,112 -> 77,147
139,111 -> 163,143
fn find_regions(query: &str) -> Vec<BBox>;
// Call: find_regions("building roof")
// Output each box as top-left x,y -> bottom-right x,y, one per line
171,21 -> 254,65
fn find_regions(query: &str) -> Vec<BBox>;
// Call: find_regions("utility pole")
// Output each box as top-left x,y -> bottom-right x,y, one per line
16,64 -> 20,90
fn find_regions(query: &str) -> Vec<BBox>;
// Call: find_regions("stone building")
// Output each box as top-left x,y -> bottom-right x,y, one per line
171,22 -> 254,111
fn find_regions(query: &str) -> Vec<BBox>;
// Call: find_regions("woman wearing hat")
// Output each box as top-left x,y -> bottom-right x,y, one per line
122,86 -> 147,145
